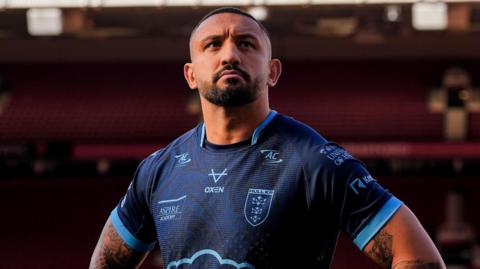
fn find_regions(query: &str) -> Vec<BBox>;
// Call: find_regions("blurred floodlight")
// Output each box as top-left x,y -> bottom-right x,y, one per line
265,0 -> 309,5
163,0 -> 195,6
6,0 -> 480,8
366,0 -> 414,3
27,8 -> 62,36
201,0 -> 250,5
102,0 -> 163,6
248,6 -> 268,21
311,0 -> 362,4
386,5 -> 401,22
412,1 -> 448,30
8,0 -> 86,8
89,0 -> 102,7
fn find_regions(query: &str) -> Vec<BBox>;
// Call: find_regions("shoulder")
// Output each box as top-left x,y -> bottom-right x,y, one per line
139,126 -> 199,173
273,114 -> 327,145
273,114 -> 356,168
272,114 -> 328,154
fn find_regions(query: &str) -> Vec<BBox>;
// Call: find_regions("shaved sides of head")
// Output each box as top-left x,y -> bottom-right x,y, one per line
188,7 -> 272,59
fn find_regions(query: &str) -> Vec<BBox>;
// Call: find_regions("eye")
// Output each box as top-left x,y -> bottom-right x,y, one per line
239,41 -> 254,48
205,40 -> 221,49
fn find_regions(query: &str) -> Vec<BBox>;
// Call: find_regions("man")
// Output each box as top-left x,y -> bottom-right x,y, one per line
90,7 -> 445,269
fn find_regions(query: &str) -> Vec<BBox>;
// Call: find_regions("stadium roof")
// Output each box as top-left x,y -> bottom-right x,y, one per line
2,0 -> 480,8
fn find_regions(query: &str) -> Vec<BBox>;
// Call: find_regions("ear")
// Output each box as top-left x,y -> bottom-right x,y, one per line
184,62 -> 197,90
267,58 -> 282,87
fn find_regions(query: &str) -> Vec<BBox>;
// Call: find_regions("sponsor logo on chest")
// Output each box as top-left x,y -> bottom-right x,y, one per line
205,168 -> 227,194
157,195 -> 187,221
260,149 -> 283,164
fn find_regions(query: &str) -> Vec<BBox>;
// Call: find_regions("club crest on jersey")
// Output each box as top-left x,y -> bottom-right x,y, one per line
260,149 -> 283,164
244,189 -> 274,227
174,152 -> 191,167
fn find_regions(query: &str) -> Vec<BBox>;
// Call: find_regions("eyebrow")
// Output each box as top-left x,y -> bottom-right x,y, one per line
200,34 -> 223,44
235,34 -> 259,42
199,33 -> 260,46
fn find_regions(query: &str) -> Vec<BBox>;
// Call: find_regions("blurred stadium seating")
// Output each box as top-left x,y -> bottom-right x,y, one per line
1,2 -> 480,269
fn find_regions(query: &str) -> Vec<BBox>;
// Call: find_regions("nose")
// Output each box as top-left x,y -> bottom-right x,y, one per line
220,40 -> 241,66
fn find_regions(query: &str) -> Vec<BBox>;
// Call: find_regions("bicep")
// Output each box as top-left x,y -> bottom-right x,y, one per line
363,205 -> 445,269
89,217 -> 150,269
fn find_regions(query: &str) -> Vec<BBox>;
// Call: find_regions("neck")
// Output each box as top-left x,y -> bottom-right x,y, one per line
200,93 -> 270,145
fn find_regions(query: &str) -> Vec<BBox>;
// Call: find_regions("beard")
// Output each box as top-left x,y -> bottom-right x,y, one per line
202,78 -> 260,107
200,64 -> 261,107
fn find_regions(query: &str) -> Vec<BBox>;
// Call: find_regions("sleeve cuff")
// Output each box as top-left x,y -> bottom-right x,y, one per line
353,196 -> 403,250
110,208 -> 156,252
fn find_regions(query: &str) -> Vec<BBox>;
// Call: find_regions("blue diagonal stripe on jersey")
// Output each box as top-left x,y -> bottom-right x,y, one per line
157,195 -> 187,204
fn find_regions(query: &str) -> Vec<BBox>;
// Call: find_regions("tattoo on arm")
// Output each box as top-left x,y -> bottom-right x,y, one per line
90,219 -> 148,269
366,230 -> 444,269
392,260 -> 443,269
367,230 -> 393,268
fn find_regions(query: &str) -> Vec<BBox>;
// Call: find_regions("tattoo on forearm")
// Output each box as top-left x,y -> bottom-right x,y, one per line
102,236 -> 139,268
393,260 -> 442,269
91,221 -> 146,269
367,230 -> 393,268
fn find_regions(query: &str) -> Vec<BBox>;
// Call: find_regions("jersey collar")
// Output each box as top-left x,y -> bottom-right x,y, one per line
200,110 -> 278,148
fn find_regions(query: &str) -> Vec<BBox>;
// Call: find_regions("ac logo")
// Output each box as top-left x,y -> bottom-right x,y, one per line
260,149 -> 283,164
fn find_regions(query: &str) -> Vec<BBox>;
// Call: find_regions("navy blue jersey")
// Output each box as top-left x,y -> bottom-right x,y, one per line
110,110 -> 403,268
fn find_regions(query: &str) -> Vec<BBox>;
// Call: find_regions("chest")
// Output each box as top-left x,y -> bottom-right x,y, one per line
152,150 -> 303,242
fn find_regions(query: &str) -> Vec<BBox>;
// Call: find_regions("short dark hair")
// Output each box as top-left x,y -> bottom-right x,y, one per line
191,7 -> 270,39
188,7 -> 272,59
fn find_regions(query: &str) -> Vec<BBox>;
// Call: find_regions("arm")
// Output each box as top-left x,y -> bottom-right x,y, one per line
89,217 -> 150,269
363,205 -> 446,269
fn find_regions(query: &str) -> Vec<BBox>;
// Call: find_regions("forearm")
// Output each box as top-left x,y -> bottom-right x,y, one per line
366,230 -> 444,269
364,205 -> 445,269
89,218 -> 149,269
392,260 -> 443,269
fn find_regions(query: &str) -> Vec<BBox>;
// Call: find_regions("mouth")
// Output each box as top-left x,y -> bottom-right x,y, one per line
214,66 -> 250,83
219,70 -> 244,80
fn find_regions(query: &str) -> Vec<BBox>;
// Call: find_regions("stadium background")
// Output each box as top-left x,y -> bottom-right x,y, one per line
1,2 -> 480,268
